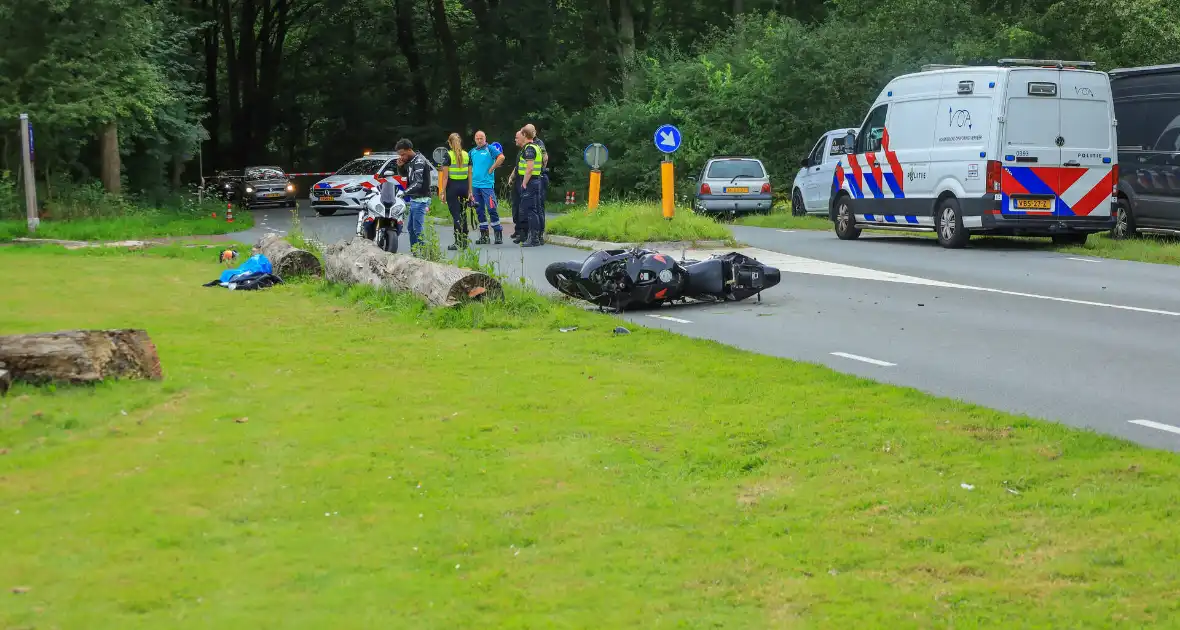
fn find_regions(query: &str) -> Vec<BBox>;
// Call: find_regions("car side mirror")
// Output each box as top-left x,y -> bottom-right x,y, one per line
800,157 -> 810,167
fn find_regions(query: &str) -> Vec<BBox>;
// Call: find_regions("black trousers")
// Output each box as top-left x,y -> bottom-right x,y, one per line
511,179 -> 525,235
522,178 -> 543,239
445,182 -> 469,237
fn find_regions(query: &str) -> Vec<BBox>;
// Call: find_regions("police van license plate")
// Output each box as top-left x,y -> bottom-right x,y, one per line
725,187 -> 749,194
1014,198 -> 1053,210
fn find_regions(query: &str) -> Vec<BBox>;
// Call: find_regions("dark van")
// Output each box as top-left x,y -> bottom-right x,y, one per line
1109,64 -> 1180,237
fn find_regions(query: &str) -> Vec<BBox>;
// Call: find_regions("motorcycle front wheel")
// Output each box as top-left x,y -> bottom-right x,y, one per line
544,261 -> 583,298
382,226 -> 399,253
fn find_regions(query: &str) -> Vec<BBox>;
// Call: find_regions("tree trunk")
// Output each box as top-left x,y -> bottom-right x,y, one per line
324,239 -> 502,308
101,122 -> 121,195
395,0 -> 431,125
203,0 -> 221,167
171,155 -> 184,190
733,0 -> 743,15
429,0 -> 465,131
256,233 -> 323,278
0,330 -> 163,386
616,0 -> 635,63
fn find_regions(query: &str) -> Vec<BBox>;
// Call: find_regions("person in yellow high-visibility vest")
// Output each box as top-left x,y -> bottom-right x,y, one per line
516,126 -> 544,247
440,132 -> 474,250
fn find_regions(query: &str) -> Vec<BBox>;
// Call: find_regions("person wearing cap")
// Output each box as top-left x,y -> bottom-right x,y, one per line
469,130 -> 505,245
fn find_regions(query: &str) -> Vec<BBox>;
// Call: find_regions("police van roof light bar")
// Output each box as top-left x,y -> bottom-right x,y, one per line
998,58 -> 1097,69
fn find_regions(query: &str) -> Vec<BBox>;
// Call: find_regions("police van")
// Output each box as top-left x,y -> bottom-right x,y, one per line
830,59 -> 1118,248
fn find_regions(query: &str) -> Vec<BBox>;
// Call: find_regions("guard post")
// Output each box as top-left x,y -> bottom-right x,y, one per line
654,124 -> 682,220
19,113 -> 38,232
583,143 -> 608,213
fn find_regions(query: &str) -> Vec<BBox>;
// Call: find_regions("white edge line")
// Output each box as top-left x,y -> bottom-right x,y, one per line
776,229 -> 796,233
830,351 -> 896,367
1065,257 -> 1101,263
1128,419 -> 1180,436
647,314 -> 692,324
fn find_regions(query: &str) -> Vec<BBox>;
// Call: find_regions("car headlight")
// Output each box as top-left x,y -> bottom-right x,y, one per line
224,183 -> 231,188
245,186 -> 254,193
344,185 -> 363,193
286,184 -> 295,192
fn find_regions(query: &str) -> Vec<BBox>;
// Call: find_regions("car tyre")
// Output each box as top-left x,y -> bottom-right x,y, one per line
315,209 -> 337,217
1051,233 -> 1088,246
935,197 -> 970,249
791,189 -> 806,217
833,196 -> 861,241
1111,198 -> 1136,239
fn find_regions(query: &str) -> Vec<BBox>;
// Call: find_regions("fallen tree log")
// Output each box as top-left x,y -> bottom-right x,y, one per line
0,329 -> 163,386
256,233 -> 322,278
324,238 -> 503,307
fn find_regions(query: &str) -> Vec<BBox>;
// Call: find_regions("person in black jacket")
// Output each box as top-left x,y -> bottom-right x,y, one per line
395,138 -> 432,252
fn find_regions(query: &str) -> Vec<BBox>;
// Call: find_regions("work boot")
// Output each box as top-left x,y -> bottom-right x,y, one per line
493,230 -> 503,245
448,233 -> 468,251
511,230 -> 524,243
475,229 -> 490,245
521,234 -> 543,248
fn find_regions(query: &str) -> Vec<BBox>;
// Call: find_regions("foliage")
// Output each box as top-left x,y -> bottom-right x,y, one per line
4,246 -> 1180,626
547,201 -> 733,244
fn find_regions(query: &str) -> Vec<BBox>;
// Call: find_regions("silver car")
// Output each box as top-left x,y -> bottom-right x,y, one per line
693,156 -> 773,214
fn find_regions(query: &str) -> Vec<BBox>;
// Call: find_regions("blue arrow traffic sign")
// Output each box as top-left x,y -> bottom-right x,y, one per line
653,124 -> 682,154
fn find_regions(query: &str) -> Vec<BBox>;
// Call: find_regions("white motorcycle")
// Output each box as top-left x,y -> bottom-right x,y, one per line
356,187 -> 406,254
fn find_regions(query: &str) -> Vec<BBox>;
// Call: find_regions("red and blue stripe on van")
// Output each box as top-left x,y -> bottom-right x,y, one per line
833,129 -> 905,200
999,166 -> 1113,217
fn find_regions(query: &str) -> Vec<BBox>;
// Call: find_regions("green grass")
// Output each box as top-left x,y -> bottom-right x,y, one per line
0,213 -> 253,243
547,201 -> 734,244
3,245 -> 1180,627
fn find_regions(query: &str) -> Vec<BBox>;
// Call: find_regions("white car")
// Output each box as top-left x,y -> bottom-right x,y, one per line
310,152 -> 438,217
791,128 -> 857,216
831,58 -> 1117,248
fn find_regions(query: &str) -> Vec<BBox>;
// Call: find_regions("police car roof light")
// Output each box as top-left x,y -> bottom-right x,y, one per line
998,58 -> 1097,69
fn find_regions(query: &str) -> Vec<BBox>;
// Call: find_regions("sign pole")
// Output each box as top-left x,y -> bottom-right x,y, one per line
588,170 -> 602,212
653,124 -> 681,221
661,158 -> 674,220
19,113 -> 38,232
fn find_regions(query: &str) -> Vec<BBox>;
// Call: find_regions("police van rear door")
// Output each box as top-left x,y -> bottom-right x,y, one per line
1057,70 -> 1116,218
1001,68 -> 1063,216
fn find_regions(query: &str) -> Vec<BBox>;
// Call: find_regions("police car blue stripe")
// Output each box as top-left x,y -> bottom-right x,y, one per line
885,215 -> 897,223
882,173 -> 905,198
905,215 -> 919,224
864,213 -> 876,221
863,172 -> 884,199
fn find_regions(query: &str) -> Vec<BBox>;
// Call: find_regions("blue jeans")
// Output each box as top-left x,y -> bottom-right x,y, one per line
472,188 -> 501,231
407,198 -> 429,251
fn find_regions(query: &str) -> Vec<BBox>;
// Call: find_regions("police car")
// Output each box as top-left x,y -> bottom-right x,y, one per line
830,58 -> 1117,248
310,152 -> 438,216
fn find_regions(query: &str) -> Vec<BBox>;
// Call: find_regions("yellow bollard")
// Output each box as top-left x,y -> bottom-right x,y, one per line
587,169 -> 602,213
660,160 -> 674,220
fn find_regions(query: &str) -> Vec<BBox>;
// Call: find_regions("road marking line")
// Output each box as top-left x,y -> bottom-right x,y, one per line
777,230 -> 796,233
1129,419 -> 1180,436
647,314 -> 692,324
830,352 -> 896,367
657,246 -> 1180,318
1066,257 -> 1101,263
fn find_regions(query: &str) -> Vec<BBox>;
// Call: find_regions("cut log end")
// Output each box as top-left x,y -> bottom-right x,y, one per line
256,234 -> 323,278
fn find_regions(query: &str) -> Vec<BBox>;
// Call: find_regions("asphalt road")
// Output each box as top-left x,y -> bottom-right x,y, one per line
238,202 -> 1180,451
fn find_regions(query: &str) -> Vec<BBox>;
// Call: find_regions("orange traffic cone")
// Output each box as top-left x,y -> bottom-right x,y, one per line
226,203 -> 234,223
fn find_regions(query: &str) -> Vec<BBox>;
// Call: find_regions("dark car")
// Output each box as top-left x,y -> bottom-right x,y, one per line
1109,64 -> 1180,237
237,166 -> 297,209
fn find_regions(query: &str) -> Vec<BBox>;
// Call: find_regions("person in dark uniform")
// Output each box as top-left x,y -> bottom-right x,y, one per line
516,126 -> 544,247
523,124 -> 549,237
440,132 -> 473,250
507,129 -> 528,243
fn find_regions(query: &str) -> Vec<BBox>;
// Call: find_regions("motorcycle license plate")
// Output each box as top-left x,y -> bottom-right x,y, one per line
1014,198 -> 1053,210
318,195 -> 333,202
725,187 -> 749,193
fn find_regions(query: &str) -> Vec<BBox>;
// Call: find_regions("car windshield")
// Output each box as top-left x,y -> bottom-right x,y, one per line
707,159 -> 765,179
335,159 -> 386,176
246,167 -> 285,180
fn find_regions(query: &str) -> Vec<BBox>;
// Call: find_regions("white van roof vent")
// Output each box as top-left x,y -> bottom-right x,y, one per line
998,58 -> 1097,69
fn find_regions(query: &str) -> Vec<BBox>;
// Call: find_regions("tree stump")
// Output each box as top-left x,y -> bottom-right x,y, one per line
324,238 -> 503,307
0,330 -> 163,386
256,234 -> 322,278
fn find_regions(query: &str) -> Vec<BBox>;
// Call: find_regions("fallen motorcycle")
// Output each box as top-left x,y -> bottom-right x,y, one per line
544,247 -> 781,311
